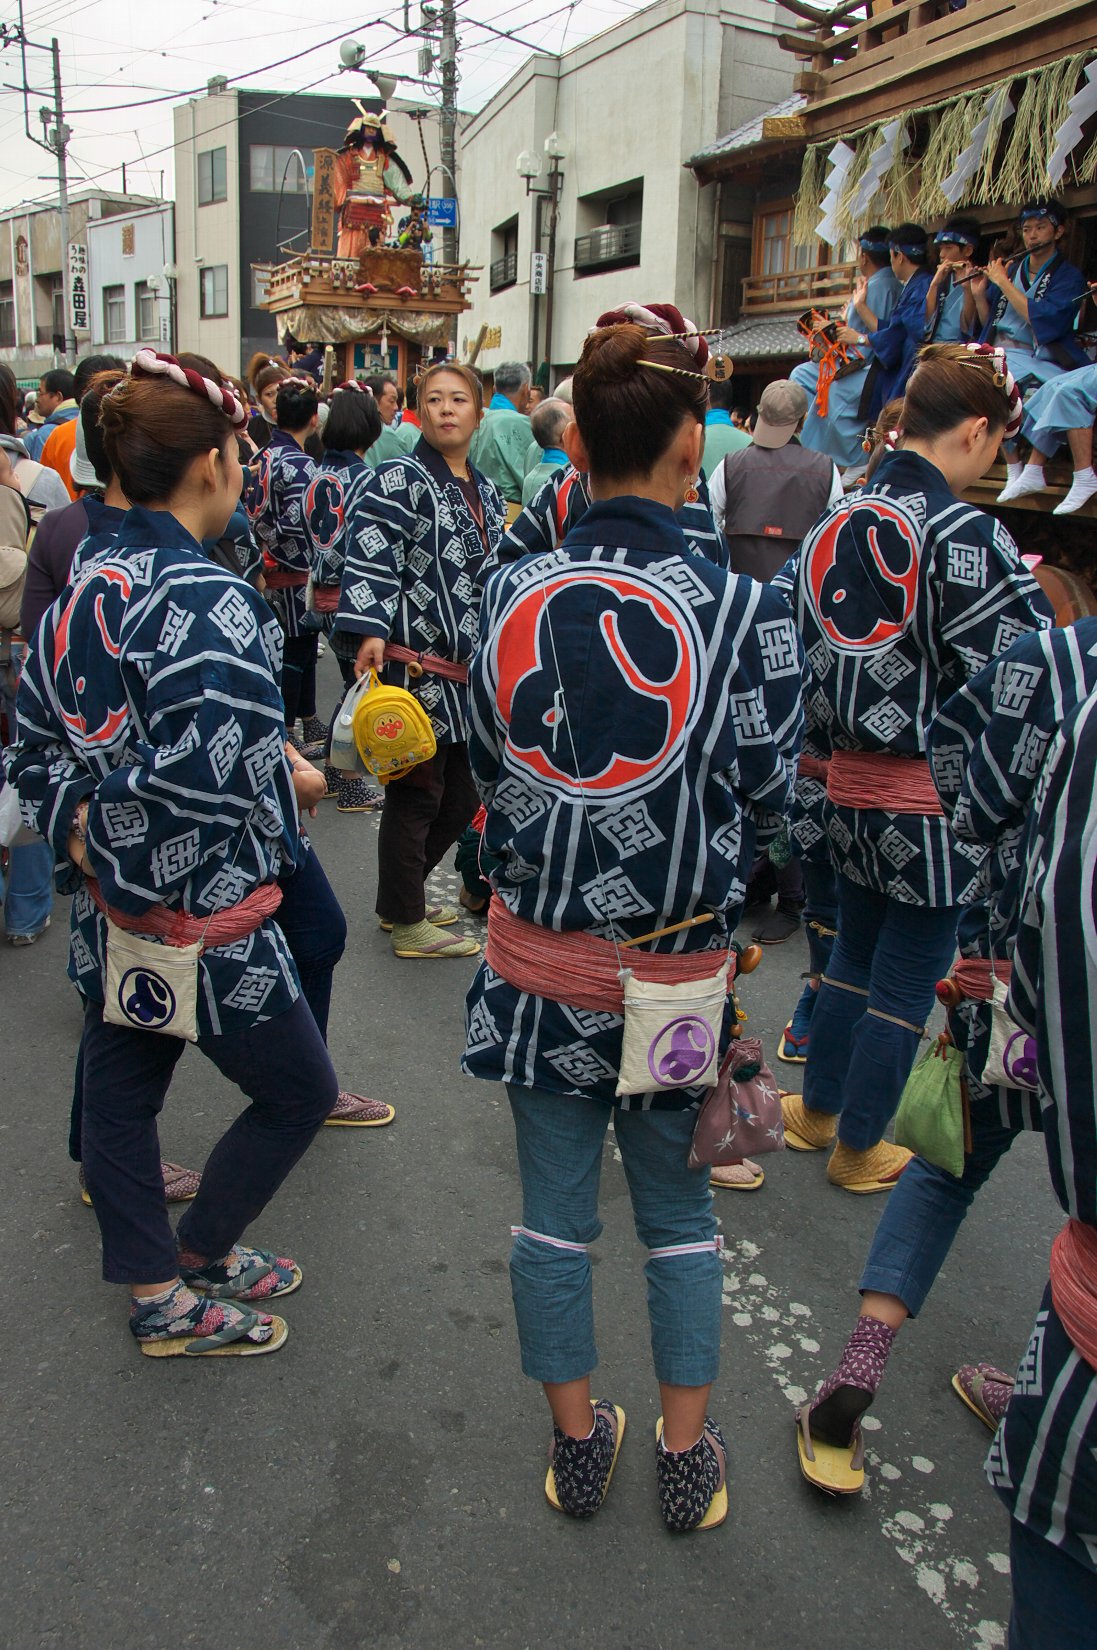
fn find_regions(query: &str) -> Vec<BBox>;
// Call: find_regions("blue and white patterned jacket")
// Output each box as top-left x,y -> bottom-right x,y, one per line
790,448 -> 1051,906
462,496 -> 806,1109
244,429 -> 318,638
500,464 -> 729,570
9,507 -> 302,1038
336,437 -> 505,744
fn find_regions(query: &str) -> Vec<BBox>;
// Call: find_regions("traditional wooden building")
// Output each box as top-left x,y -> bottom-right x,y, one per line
690,0 -> 1097,532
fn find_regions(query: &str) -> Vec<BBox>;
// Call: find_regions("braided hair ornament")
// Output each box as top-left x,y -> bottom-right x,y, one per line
959,342 -> 1023,441
130,348 -> 247,428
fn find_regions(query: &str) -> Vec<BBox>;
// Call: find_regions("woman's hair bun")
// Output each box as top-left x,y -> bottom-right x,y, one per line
580,322 -> 649,383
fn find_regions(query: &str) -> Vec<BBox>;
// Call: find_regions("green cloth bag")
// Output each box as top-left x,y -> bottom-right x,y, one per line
894,1038 -> 967,1179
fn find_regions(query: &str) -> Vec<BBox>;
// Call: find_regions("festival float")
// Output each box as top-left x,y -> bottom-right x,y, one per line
255,103 -> 477,385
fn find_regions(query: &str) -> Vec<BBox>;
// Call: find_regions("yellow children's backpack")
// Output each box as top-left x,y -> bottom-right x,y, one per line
339,668 -> 436,784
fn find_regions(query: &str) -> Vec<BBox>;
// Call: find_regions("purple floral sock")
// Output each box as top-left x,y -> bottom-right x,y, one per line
809,1316 -> 897,1447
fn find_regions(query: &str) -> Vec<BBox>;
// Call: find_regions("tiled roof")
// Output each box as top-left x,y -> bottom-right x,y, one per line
713,317 -> 808,361
689,94 -> 807,166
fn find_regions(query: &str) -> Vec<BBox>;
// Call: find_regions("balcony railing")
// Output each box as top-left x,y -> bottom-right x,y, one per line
574,221 -> 641,273
741,261 -> 857,316
490,251 -> 518,292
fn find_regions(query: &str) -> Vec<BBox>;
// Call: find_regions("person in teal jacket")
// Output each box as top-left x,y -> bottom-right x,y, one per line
701,377 -> 750,477
470,361 -> 531,507
521,397 -> 571,504
364,374 -> 418,465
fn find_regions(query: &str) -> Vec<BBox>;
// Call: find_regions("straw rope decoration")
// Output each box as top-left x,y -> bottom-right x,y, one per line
131,348 -> 247,427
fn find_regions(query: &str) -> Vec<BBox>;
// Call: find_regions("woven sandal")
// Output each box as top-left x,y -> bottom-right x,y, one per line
391,921 -> 480,959
710,1158 -> 764,1191
655,1417 -> 728,1531
79,1158 -> 201,1208
179,1244 -> 302,1302
952,1363 -> 1014,1431
827,1139 -> 913,1193
780,1092 -> 837,1152
325,1090 -> 396,1127
545,1400 -> 626,1517
796,1404 -> 865,1496
379,904 -> 459,932
132,1289 -> 288,1359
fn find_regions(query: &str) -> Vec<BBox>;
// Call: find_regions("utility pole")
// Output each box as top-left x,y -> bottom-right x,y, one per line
50,36 -> 75,364
4,5 -> 76,363
439,0 -> 458,269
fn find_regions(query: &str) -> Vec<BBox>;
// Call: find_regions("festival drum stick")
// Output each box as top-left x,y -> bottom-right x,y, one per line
620,914 -> 715,948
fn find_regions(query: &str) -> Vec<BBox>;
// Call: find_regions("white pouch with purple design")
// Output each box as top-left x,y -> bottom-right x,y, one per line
976,976 -> 1038,1093
616,962 -> 729,1098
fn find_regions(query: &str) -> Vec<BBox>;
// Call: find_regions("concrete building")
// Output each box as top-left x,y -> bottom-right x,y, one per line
0,189 -> 160,385
173,84 -> 449,375
457,0 -> 797,383
87,201 -> 176,360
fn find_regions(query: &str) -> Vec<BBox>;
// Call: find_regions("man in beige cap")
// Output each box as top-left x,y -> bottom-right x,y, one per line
708,379 -> 841,583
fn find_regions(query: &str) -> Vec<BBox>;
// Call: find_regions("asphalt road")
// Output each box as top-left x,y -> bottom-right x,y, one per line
2,679 -> 1060,1650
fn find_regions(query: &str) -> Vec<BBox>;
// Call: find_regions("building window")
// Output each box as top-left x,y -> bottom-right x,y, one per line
122,223 -> 136,258
490,217 -> 519,292
754,202 -> 815,277
574,182 -> 643,275
51,276 -> 65,340
198,146 -> 227,206
135,281 -> 157,341
200,264 -> 229,318
0,282 -> 13,348
249,145 -> 310,194
251,268 -> 270,307
104,284 -> 126,343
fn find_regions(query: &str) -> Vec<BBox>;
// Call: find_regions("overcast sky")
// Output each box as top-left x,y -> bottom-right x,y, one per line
0,0 -> 673,211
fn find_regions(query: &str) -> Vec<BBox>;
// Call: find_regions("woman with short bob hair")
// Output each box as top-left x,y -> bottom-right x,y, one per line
10,351 -> 337,1358
463,318 -> 806,1529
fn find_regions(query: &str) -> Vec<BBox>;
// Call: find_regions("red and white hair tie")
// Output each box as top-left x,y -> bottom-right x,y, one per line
332,380 -> 367,394
961,342 -> 1023,441
131,349 -> 247,428
591,300 -> 711,368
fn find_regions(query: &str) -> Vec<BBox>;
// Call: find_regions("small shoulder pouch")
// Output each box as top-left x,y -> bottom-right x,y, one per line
103,925 -> 201,1042
616,962 -> 729,1098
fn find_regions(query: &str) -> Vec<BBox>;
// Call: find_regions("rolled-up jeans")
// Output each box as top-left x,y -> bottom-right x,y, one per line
803,873 -> 959,1150
507,1084 -> 723,1387
859,1104 -> 1021,1316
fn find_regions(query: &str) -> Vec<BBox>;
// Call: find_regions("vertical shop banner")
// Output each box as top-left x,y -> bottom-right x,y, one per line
68,243 -> 89,333
312,148 -> 337,253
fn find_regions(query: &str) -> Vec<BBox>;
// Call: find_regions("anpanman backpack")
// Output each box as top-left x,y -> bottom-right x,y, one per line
329,669 -> 437,784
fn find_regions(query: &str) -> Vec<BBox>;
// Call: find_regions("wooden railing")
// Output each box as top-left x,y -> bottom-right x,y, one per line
741,261 -> 856,315
779,0 -> 965,79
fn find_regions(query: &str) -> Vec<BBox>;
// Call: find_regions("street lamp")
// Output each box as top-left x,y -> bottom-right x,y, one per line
515,133 -> 567,386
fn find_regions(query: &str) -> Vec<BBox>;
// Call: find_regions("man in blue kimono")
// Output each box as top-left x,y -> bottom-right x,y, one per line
860,225 -> 934,418
793,228 -> 902,472
925,219 -> 980,342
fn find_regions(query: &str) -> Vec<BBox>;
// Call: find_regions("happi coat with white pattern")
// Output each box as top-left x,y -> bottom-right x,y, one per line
500,464 -> 729,570
335,440 -> 505,744
929,621 -> 1097,1132
790,449 -> 1051,907
462,496 -> 806,1110
244,428 -> 318,639
8,507 -> 302,1039
984,687 -> 1097,1574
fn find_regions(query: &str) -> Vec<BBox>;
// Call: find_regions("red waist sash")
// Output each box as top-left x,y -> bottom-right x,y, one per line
87,878 -> 283,952
384,642 -> 468,683
312,583 -> 340,613
827,748 -> 944,816
264,567 -> 308,590
485,899 -> 734,1015
1050,1219 -> 1097,1377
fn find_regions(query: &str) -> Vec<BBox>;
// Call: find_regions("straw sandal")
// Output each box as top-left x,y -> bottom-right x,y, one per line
545,1399 -> 626,1517
132,1292 -> 288,1359
324,1091 -> 396,1127
179,1245 -> 302,1301
79,1159 -> 201,1207
379,904 -> 459,932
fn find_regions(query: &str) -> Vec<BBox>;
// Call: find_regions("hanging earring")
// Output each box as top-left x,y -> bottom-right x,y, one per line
684,476 -> 699,504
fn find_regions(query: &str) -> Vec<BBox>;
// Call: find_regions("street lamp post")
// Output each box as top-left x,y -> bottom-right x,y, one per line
517,132 -> 567,386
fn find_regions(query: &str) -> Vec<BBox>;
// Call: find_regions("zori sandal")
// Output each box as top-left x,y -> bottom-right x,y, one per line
710,1158 -> 764,1191
778,1021 -> 809,1065
80,1159 -> 201,1207
951,1363 -> 1015,1432
795,1404 -> 865,1496
178,1245 -> 302,1301
780,1092 -> 837,1152
131,1289 -> 288,1358
390,919 -> 481,959
655,1416 -> 728,1531
325,1091 -> 396,1127
545,1399 -> 626,1517
379,904 -> 459,932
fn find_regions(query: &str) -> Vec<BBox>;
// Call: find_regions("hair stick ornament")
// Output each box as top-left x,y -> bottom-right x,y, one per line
636,358 -> 709,381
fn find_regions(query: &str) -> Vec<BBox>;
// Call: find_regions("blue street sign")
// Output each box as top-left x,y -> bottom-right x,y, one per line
427,196 -> 457,227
